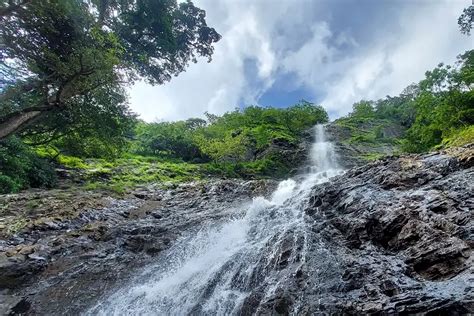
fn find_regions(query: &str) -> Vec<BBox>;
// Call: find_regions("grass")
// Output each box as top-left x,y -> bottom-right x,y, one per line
336,117 -> 401,145
441,125 -> 474,148
334,116 -> 406,162
360,152 -> 386,161
63,154 -> 205,193
5,216 -> 29,235
33,146 -> 286,194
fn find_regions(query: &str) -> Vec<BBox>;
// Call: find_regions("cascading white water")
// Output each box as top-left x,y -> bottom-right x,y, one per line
311,124 -> 339,172
87,124 -> 342,316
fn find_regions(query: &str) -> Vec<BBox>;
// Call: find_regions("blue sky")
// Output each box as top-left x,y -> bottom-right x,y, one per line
129,0 -> 473,122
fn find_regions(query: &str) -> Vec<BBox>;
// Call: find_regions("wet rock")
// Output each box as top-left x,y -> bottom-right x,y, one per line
325,121 -> 404,169
0,295 -> 31,315
299,145 -> 473,314
0,179 -> 276,314
0,146 -> 472,314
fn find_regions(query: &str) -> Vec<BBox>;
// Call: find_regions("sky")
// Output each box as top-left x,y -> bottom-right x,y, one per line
129,0 -> 473,122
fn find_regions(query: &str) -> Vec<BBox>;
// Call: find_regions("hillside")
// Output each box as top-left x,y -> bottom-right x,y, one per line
1,142 -> 472,314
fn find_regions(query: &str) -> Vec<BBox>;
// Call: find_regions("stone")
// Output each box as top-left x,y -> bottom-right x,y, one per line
0,147 -> 472,314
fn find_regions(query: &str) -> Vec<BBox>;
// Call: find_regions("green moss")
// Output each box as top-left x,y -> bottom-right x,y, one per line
26,200 -> 41,210
57,155 -> 89,169
360,152 -> 385,161
79,155 -> 203,193
6,217 -> 29,235
335,116 -> 403,149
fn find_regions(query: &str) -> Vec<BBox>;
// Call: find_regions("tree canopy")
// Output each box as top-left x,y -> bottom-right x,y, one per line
0,0 -> 220,141
339,49 -> 473,153
458,5 -> 473,35
132,102 -> 329,176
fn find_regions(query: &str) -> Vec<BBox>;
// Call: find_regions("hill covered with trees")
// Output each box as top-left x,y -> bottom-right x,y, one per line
0,1 -> 473,194
330,49 -> 473,163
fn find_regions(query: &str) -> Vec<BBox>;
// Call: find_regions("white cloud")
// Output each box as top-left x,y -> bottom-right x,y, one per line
129,0 -> 283,121
128,0 -> 472,122
320,0 -> 471,117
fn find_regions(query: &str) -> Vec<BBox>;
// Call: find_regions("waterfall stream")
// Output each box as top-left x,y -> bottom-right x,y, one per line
88,124 -> 343,315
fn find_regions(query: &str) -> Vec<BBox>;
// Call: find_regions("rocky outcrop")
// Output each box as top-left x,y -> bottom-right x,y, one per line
297,144 -> 473,314
254,131 -> 313,177
1,144 -> 472,315
0,180 -> 277,315
326,120 -> 405,169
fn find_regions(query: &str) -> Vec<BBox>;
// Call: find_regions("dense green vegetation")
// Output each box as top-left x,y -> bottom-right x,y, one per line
0,137 -> 56,193
134,102 -> 328,161
1,49 -> 472,194
335,49 -> 473,156
0,0 -> 220,193
0,102 -> 328,194
0,0 -> 220,141
0,2 -> 472,194
133,102 -> 328,177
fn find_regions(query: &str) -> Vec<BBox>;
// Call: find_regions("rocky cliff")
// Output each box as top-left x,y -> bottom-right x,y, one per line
0,145 -> 472,315
326,119 -> 405,169
297,144 -> 473,314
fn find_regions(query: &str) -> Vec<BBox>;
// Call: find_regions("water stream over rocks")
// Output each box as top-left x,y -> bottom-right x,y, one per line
1,126 -> 472,315
88,124 -> 344,315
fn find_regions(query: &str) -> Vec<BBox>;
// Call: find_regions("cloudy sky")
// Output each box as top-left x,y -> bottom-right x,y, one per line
129,0 -> 472,122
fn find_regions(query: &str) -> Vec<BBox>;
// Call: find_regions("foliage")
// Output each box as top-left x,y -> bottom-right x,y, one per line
132,101 -> 329,177
350,101 -> 376,118
132,119 -> 203,161
0,137 -> 56,193
194,102 -> 327,163
402,50 -> 474,152
458,5 -> 474,35
80,154 -> 202,194
338,50 -> 473,155
441,125 -> 474,148
0,0 -> 220,142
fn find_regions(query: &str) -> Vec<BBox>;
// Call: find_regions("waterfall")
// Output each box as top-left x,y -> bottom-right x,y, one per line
311,124 -> 339,172
87,124 -> 343,316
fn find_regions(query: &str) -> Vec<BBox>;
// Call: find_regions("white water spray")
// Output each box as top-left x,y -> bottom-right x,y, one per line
87,125 -> 342,316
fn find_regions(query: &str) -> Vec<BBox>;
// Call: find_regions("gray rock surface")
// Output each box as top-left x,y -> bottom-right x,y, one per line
287,145 -> 473,314
325,120 -> 405,169
0,180 -> 277,315
0,145 -> 472,315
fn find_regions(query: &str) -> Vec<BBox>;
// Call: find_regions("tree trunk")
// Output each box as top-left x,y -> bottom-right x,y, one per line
0,110 -> 44,140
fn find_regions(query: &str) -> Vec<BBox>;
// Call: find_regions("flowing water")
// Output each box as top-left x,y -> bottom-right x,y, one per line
88,124 -> 343,315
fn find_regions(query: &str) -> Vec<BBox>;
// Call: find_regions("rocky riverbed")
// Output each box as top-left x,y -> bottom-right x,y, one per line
0,180 -> 277,314
0,145 -> 473,315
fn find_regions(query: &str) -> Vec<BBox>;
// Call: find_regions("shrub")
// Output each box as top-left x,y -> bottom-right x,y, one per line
0,137 -> 57,193
0,174 -> 21,194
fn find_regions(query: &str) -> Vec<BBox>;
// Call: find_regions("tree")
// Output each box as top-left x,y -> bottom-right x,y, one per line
0,0 -> 220,140
403,50 -> 474,152
282,100 -> 329,134
351,100 -> 375,118
133,120 -> 204,161
195,132 -> 248,163
458,5 -> 473,35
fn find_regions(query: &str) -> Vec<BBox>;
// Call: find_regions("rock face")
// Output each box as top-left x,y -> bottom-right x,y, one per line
0,145 -> 472,315
0,180 -> 277,315
325,120 -> 405,169
297,145 -> 473,314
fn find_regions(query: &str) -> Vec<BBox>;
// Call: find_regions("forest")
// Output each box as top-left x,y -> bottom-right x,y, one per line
0,1 -> 473,194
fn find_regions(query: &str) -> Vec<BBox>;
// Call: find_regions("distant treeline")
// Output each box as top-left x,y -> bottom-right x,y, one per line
340,50 -> 473,152
1,50 -> 473,193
